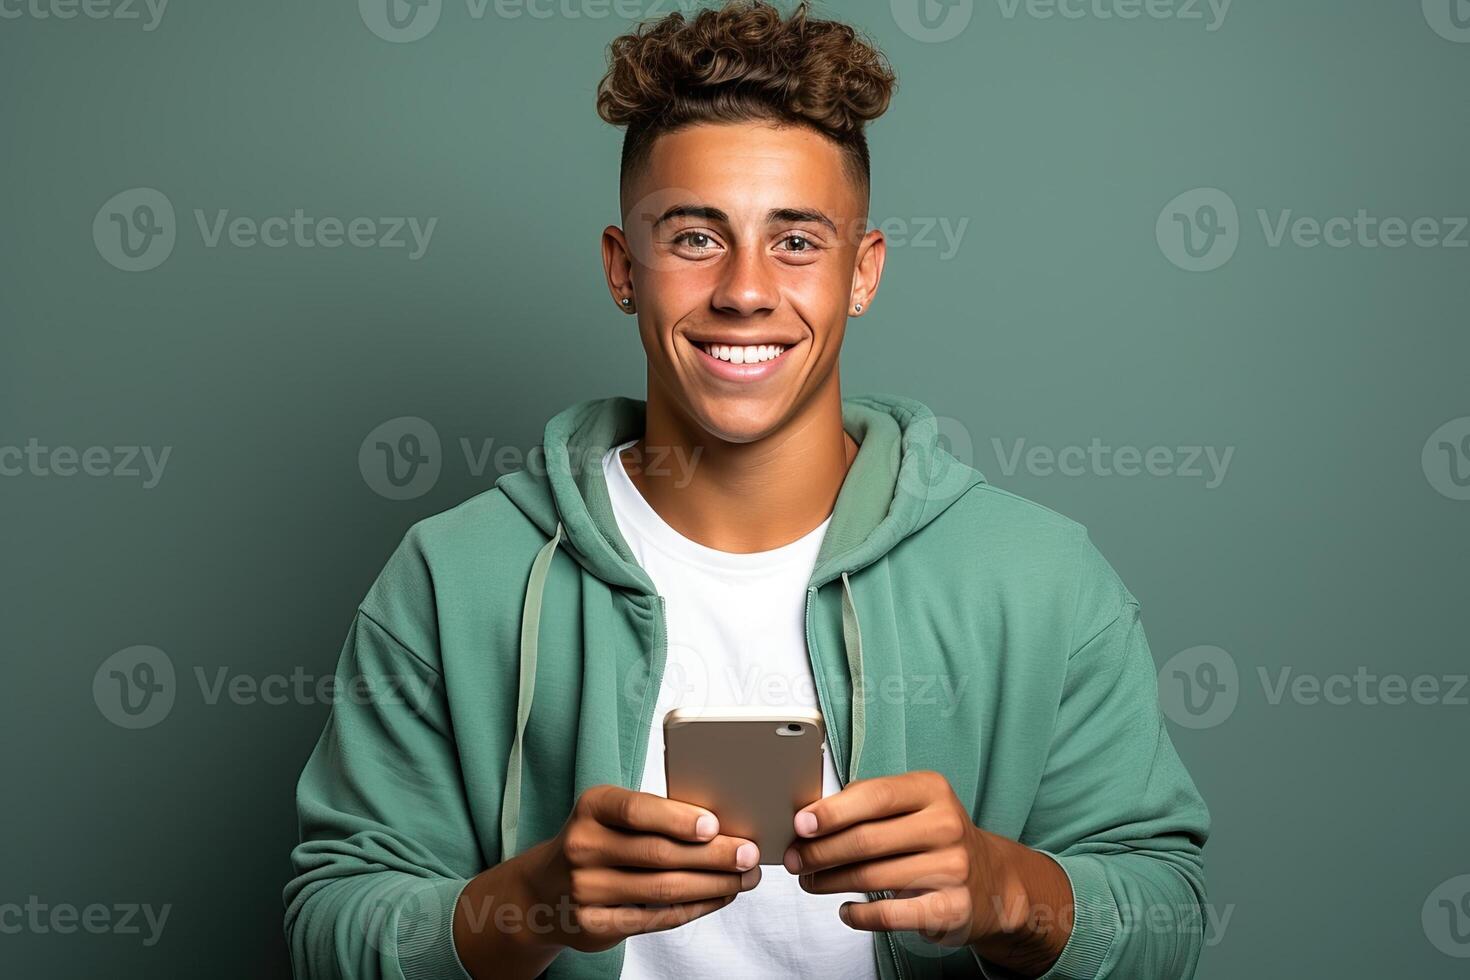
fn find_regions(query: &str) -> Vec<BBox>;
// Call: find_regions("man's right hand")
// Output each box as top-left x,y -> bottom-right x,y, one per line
453,784 -> 761,978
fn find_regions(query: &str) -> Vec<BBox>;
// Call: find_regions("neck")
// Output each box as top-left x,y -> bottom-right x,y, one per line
624,375 -> 858,554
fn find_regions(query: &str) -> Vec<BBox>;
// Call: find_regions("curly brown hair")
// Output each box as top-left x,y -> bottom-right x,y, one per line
596,0 -> 897,199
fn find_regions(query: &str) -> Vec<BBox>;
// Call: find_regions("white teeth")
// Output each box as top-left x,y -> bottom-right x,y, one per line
699,342 -> 787,364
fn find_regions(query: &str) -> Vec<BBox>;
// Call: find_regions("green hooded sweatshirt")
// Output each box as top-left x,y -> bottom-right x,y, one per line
284,394 -> 1210,980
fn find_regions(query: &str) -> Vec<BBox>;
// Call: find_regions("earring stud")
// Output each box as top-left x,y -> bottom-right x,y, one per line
620,297 -> 632,306
853,302 -> 863,313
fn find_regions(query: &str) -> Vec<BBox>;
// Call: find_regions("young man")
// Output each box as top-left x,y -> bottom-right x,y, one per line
284,3 -> 1209,978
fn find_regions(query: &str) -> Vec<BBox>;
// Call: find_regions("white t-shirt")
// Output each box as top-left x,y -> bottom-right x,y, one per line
603,440 -> 879,980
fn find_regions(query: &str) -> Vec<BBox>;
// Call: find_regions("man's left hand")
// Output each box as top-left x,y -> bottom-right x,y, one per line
784,770 -> 1073,975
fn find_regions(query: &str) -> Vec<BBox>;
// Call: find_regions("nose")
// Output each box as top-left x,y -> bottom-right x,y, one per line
709,242 -> 779,318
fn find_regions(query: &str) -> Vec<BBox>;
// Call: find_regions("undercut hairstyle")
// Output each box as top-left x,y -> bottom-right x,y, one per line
596,0 -> 898,200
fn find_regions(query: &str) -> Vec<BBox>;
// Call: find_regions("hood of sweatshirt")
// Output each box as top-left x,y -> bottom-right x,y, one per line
491,394 -> 985,858
498,393 -> 985,590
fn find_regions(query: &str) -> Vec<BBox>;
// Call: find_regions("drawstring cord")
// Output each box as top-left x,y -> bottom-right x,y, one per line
500,521 -> 564,861
840,571 -> 866,783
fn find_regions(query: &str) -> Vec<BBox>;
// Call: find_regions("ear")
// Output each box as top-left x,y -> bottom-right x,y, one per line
601,224 -> 637,313
849,226 -> 886,316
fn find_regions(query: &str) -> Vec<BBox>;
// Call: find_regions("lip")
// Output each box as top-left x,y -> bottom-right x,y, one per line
686,336 -> 799,383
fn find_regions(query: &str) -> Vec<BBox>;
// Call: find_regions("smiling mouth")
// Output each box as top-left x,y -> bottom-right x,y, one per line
693,341 -> 790,365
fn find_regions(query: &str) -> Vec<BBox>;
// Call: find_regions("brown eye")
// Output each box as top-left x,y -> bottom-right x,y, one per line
781,235 -> 812,252
674,231 -> 716,250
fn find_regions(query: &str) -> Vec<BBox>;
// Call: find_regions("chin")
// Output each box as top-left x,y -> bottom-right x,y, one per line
684,394 -> 794,445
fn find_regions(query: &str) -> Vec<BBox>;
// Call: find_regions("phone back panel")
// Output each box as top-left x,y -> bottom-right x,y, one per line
663,712 -> 824,864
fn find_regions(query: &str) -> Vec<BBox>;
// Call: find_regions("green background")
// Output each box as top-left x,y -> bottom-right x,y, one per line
2,0 -> 1466,976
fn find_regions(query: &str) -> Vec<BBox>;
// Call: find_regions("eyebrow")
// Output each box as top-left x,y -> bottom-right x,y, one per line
651,204 -> 838,236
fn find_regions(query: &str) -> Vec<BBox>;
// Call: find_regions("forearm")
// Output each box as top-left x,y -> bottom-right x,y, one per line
969,832 -> 1074,977
976,846 -> 1209,980
452,844 -> 563,980
1063,849 -> 1207,979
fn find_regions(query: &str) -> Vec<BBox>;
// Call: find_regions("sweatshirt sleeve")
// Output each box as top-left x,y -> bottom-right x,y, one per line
282,607 -> 480,980
978,533 -> 1212,980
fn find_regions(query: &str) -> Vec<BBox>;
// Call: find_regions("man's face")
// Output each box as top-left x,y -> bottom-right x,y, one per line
606,122 -> 883,444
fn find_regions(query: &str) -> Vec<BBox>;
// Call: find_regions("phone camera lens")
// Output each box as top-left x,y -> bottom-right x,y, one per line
786,723 -> 803,734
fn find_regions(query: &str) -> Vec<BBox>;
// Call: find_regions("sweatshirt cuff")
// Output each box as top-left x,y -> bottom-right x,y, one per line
973,853 -> 1120,980
395,876 -> 475,980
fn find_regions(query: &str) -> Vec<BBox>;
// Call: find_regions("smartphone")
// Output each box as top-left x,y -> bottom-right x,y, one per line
663,706 -> 825,864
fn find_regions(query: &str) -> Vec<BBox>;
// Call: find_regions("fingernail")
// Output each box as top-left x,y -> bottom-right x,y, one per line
740,868 -> 760,890
783,847 -> 802,873
838,902 -> 852,925
735,842 -> 759,870
794,811 -> 818,837
696,813 -> 719,840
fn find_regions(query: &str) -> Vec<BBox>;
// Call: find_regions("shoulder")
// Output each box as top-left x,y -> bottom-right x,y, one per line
357,487 -> 546,662
381,485 -> 542,572
915,482 -> 1139,648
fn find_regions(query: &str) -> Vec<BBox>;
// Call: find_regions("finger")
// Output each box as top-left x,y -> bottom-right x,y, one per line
794,773 -> 941,839
838,890 -> 970,942
638,895 -> 737,933
785,811 -> 931,874
597,828 -> 760,872
799,851 -> 958,895
581,895 -> 734,941
573,867 -> 760,905
581,785 -> 720,842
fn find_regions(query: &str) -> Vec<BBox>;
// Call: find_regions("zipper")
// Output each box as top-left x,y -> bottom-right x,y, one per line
804,585 -> 907,980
